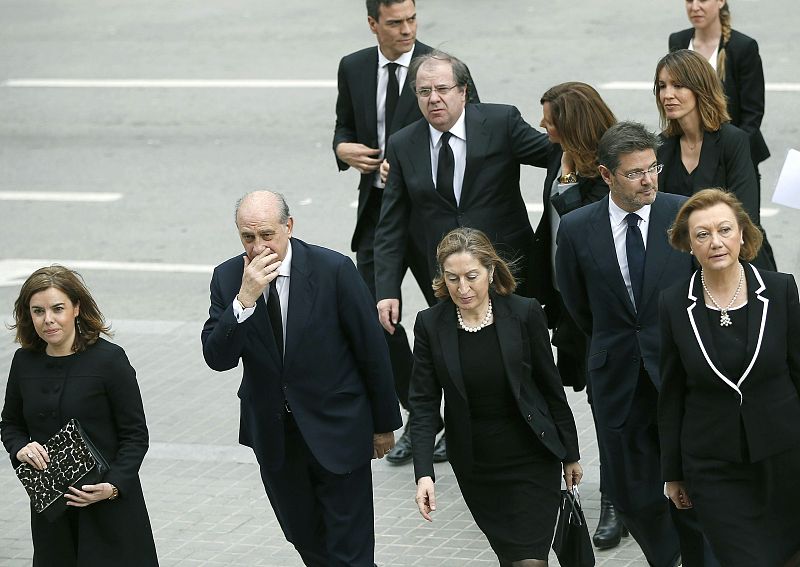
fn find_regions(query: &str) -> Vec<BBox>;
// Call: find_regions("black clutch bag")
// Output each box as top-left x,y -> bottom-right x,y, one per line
552,486 -> 595,567
15,418 -> 109,522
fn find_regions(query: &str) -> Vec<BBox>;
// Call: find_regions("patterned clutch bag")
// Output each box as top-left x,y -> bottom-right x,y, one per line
15,418 -> 110,522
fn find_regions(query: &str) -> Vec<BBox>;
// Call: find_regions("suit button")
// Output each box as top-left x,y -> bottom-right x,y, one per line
526,414 -> 532,422
540,431 -> 546,439
635,324 -> 642,331
632,356 -> 639,364
283,385 -> 287,391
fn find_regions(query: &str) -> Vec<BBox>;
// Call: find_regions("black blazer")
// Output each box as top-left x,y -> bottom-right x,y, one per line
0,339 -> 158,566
201,238 -> 402,474
531,143 -> 609,312
408,293 -> 580,482
556,193 -> 694,429
658,123 -> 760,224
669,28 -> 769,164
333,41 -> 480,251
658,264 -> 800,481
374,103 -> 550,301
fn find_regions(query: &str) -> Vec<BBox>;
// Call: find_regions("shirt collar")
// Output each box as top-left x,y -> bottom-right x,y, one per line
608,195 -> 653,227
378,45 -> 415,68
428,107 -> 467,146
278,240 -> 293,277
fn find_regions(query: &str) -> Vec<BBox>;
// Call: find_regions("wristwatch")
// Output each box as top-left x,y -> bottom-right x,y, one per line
559,172 -> 577,184
108,485 -> 119,500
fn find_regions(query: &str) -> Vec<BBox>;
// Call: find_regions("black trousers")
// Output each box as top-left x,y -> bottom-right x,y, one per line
355,186 -> 435,409
258,414 -> 375,567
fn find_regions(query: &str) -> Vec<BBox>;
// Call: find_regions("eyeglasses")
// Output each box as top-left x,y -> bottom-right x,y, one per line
415,84 -> 460,98
618,163 -> 663,181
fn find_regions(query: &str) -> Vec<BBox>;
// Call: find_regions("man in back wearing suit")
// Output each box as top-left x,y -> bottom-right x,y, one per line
333,0 -> 478,465
201,191 -> 402,566
374,49 -> 550,334
556,122 -> 716,567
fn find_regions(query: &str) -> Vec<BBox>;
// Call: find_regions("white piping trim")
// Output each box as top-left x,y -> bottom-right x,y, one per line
737,264 -> 768,388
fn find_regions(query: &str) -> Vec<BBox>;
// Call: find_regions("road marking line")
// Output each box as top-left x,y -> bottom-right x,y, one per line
2,79 -> 337,88
761,207 -> 780,218
0,191 -> 123,202
600,81 -> 800,92
0,258 -> 213,287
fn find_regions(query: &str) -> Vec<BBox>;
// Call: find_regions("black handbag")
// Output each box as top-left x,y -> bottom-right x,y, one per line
15,418 -> 109,522
552,486 -> 595,567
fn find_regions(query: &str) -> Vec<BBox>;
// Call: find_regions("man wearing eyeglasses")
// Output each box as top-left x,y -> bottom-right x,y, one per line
556,122 -> 716,567
374,49 -> 550,337
333,0 -> 479,467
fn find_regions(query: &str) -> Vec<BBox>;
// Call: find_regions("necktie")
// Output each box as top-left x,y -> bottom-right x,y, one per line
267,278 -> 284,357
385,62 -> 399,151
436,131 -> 456,206
625,213 -> 646,308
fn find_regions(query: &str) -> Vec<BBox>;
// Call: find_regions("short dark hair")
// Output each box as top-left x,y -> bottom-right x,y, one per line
235,191 -> 291,225
597,121 -> 660,173
431,228 -> 517,298
668,188 -> 762,261
366,0 -> 414,21
408,49 -> 469,92
12,265 -> 112,352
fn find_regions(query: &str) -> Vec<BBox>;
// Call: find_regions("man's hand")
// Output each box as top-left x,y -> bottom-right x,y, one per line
415,476 -> 436,522
379,159 -> 391,184
335,143 -> 382,174
563,461 -> 583,490
377,299 -> 401,334
238,249 -> 281,307
373,431 -> 396,459
665,480 -> 693,509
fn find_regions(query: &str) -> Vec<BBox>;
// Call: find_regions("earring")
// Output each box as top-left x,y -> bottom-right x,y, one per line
489,272 -> 494,284
740,239 -> 744,245
75,317 -> 83,335
689,249 -> 694,255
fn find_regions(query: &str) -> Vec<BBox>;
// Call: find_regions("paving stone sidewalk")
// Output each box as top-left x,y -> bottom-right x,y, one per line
0,320 -> 649,566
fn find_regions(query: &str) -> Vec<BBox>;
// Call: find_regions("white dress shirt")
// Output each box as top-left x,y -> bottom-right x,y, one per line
608,198 -> 651,307
688,37 -> 719,71
375,46 -> 415,188
233,240 -> 293,351
428,108 -> 467,205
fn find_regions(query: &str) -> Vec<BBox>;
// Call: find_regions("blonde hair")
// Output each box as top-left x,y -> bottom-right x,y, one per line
654,49 -> 730,136
431,228 -> 517,298
540,82 -> 617,178
717,2 -> 732,80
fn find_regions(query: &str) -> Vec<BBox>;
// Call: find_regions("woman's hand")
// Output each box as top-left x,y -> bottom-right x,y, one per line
16,442 -> 49,470
665,480 -> 693,509
563,461 -> 583,490
415,476 -> 436,522
65,483 -> 117,507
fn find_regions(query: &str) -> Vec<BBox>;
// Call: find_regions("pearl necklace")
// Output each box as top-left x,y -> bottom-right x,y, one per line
457,299 -> 493,332
701,264 -> 744,327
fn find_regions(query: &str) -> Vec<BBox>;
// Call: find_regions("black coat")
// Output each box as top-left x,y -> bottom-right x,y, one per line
0,339 -> 158,567
669,28 -> 770,164
408,293 -> 580,482
332,41 -> 480,251
658,265 -> 800,481
375,103 -> 550,300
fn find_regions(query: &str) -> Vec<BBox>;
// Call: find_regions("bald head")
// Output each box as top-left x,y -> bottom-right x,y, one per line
235,190 -> 293,261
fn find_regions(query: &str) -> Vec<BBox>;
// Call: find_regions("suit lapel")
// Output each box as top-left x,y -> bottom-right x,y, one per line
437,306 -> 468,400
253,293 -> 283,367
694,129 -> 722,191
282,241 -> 315,371
460,105 -> 489,208
493,299 -> 522,400
738,263 -> 768,388
406,120 -> 442,203
640,197 -> 676,308
363,49 -> 379,147
587,197 -> 636,315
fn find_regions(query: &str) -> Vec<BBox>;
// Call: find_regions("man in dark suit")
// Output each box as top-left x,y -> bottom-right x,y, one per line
333,0 -> 479,465
201,191 -> 402,566
374,49 -> 549,335
556,122 -> 715,567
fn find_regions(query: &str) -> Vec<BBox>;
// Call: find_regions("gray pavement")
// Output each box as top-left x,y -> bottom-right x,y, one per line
1,0 -> 798,565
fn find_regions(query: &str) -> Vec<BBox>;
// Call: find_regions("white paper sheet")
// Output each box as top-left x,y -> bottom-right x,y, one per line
772,148 -> 800,209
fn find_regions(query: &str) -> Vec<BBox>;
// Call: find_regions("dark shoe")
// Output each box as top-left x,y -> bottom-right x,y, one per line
592,494 -> 628,550
386,425 -> 412,465
432,433 -> 448,463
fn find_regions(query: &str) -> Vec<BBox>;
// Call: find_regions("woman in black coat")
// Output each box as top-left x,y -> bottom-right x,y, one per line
654,48 -> 775,270
410,228 -> 583,567
669,0 -> 770,169
658,189 -> 800,566
1,266 -> 158,567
